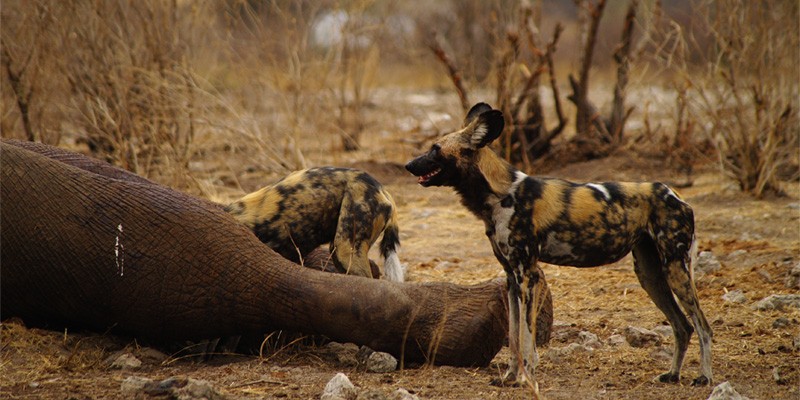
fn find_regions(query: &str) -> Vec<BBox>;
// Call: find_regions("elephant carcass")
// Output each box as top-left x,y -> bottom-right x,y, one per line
0,140 -> 552,367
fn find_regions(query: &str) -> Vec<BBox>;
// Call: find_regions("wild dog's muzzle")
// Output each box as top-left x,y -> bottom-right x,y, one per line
405,156 -> 442,186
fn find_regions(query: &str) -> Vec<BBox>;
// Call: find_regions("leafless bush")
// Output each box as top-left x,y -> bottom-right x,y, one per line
685,1 -> 798,196
0,1 -> 62,144
58,1 -> 201,180
1,0 -> 297,189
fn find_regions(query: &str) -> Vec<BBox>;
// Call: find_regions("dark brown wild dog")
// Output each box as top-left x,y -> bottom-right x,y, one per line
226,167 -> 404,281
405,103 -> 712,387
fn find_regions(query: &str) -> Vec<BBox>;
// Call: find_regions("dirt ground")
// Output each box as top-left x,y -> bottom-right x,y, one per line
2,92 -> 799,399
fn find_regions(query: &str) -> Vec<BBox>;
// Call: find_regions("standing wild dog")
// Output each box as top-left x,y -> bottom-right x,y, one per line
225,167 -> 404,282
405,103 -> 712,387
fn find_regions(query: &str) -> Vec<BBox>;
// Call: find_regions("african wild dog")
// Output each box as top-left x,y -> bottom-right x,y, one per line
405,103 -> 712,387
225,167 -> 404,282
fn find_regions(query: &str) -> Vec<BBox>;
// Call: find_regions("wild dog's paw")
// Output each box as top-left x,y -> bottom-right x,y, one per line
691,375 -> 711,386
655,371 -> 680,383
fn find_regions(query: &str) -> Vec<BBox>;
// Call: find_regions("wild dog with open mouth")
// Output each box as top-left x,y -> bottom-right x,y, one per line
405,103 -> 712,387
225,167 -> 404,282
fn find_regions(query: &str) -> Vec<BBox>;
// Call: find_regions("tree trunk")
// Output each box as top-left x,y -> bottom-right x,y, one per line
0,140 -> 553,367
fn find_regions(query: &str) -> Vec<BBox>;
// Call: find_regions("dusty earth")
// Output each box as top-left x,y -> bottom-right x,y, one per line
2,92 -> 799,399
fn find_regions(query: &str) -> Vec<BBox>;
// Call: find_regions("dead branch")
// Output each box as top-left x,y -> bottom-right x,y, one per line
526,23 -> 566,157
609,0 -> 638,142
573,0 -> 607,134
496,30 -> 522,162
568,74 -> 611,141
1,39 -> 35,142
427,34 -> 470,112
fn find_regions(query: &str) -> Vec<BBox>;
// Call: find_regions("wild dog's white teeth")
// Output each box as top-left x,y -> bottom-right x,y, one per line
418,168 -> 441,184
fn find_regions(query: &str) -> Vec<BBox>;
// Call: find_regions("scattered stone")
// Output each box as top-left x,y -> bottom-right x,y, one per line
649,346 -> 673,362
607,334 -> 626,347
706,381 -> 750,400
321,373 -> 358,400
696,251 -> 722,276
757,269 -> 773,283
356,345 -> 375,366
122,376 -> 226,400
108,353 -> 142,370
578,331 -> 603,349
787,202 -> 800,210
121,376 -> 153,396
624,326 -> 662,348
652,325 -> 673,338
752,294 -> 800,311
326,342 -> 360,367
722,289 -> 747,304
551,320 -> 580,343
391,388 -> 419,400
366,352 -> 398,373
136,347 -> 169,364
786,263 -> 800,289
356,390 -> 387,400
546,343 -> 593,363
772,317 -> 790,329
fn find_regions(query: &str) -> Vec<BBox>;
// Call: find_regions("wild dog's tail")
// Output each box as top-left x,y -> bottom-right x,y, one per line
380,209 -> 404,282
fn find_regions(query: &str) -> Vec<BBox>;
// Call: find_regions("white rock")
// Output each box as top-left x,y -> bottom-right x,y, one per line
722,289 -> 747,304
120,376 -> 153,396
546,343 -> 593,363
752,294 -> 800,311
696,251 -> 721,276
578,331 -> 602,349
321,373 -> 358,400
391,388 -> 419,400
326,342 -> 360,367
366,352 -> 397,373
121,376 -> 226,400
706,381 -> 750,400
649,346 -> 673,362
624,326 -> 662,348
109,353 -> 142,370
652,325 -> 673,338
607,334 -> 627,346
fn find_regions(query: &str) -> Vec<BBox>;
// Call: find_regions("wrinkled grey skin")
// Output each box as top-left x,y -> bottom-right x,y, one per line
1,140 -> 551,366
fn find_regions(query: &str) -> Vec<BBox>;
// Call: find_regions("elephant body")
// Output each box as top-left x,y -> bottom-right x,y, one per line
0,140 -> 552,366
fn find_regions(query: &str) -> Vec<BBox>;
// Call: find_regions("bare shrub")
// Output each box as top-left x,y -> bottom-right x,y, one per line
692,1 -> 798,196
57,1 -> 201,180
1,0 -> 296,190
0,1 -> 61,144
648,1 -> 799,196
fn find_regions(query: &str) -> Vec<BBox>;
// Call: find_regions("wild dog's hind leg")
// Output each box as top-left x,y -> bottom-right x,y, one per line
331,190 -> 374,278
632,236 -> 694,383
664,235 -> 713,386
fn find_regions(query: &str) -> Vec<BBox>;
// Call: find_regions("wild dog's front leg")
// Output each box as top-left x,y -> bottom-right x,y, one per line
495,273 -> 522,386
496,260 -> 541,388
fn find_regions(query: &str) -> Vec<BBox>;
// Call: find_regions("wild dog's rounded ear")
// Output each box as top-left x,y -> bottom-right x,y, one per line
470,110 -> 505,148
463,102 -> 494,126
